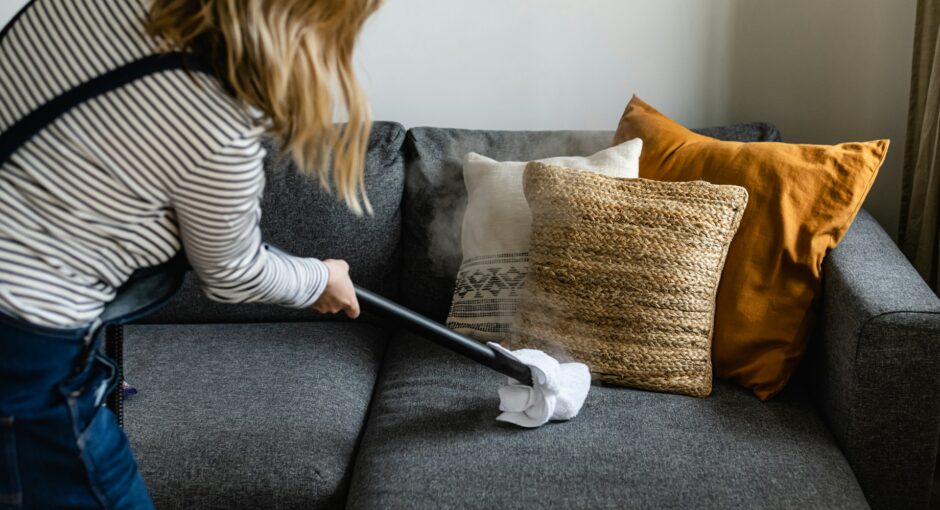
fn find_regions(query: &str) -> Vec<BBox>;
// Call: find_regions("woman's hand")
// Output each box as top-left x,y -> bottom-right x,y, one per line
312,259 -> 360,319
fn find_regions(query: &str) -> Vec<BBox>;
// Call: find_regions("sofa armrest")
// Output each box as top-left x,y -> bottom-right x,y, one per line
818,209 -> 940,510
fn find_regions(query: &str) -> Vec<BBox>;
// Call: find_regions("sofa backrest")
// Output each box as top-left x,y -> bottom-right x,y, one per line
142,121 -> 407,324
143,119 -> 780,325
400,122 -> 782,322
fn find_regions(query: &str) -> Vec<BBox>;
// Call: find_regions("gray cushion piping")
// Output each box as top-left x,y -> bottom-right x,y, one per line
344,327 -> 396,505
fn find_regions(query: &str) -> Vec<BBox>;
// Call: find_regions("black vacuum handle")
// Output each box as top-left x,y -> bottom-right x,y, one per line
354,286 -> 533,386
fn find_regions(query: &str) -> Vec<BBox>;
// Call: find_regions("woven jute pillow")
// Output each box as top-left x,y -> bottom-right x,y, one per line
505,162 -> 748,397
446,140 -> 642,342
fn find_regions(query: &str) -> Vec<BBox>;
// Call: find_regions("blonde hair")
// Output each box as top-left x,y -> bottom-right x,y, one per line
147,0 -> 381,215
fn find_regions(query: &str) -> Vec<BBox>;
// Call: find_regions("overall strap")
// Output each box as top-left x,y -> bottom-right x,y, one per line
0,52 -> 211,345
0,52 -> 212,167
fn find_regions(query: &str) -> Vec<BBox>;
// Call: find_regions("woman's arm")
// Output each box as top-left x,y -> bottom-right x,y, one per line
171,134 -> 357,315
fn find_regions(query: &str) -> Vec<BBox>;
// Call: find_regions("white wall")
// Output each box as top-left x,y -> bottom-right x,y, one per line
2,0 -> 916,236
355,0 -> 915,237
0,3 -> 19,27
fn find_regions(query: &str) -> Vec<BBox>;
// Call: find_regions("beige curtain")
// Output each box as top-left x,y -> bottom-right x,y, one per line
901,0 -> 940,290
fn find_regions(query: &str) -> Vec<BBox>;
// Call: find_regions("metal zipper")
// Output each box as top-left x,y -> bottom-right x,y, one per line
104,325 -> 125,428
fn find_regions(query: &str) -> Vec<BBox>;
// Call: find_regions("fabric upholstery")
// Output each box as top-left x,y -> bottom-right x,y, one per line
347,333 -> 868,509
614,96 -> 889,400
401,123 -> 781,324
446,139 -> 642,341
508,163 -> 747,396
142,122 -> 406,324
817,208 -> 940,510
122,322 -> 389,509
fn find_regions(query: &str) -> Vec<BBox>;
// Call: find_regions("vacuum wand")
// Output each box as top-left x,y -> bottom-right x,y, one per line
355,286 -> 533,386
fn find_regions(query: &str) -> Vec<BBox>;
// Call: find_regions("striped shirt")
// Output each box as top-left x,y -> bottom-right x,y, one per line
0,0 -> 329,329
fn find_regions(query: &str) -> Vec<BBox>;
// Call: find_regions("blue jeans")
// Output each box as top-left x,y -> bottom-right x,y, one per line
0,312 -> 154,509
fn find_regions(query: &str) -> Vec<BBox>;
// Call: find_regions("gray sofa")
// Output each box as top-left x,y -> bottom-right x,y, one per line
119,122 -> 940,509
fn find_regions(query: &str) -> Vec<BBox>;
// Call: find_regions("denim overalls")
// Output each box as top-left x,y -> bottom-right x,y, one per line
0,51 -> 206,509
1,312 -> 148,508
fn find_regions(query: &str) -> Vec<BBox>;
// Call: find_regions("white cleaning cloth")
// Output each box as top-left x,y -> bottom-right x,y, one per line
488,342 -> 591,428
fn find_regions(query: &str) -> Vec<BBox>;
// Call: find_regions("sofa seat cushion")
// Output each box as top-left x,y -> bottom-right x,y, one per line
347,333 -> 868,509
122,322 -> 389,509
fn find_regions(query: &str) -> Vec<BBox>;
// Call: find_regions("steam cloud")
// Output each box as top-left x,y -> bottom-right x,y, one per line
413,129 -> 618,375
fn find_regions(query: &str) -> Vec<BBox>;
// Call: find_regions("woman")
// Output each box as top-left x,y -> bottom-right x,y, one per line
0,0 -> 381,507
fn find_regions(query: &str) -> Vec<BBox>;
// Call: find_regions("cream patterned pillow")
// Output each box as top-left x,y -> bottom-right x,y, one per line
446,139 -> 642,341
506,162 -> 748,397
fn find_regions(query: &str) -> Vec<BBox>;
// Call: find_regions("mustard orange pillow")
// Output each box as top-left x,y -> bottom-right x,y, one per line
613,96 -> 888,400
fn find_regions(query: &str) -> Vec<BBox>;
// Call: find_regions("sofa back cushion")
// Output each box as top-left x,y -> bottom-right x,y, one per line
401,123 -> 781,322
142,121 -> 407,324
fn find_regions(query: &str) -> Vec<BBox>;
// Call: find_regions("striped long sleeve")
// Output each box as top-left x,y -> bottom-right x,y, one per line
0,0 -> 331,328
174,137 -> 329,308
